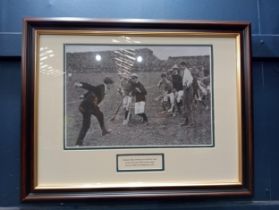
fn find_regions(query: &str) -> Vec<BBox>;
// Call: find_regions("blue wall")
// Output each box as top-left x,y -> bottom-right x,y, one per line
1,0 -> 279,209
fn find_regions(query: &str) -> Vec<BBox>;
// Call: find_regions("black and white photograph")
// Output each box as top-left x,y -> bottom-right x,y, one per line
22,19 -> 253,200
64,44 -> 213,148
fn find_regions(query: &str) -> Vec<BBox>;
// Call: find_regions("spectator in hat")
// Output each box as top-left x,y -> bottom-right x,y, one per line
119,75 -> 133,125
157,73 -> 175,113
74,77 -> 114,146
130,73 -> 148,123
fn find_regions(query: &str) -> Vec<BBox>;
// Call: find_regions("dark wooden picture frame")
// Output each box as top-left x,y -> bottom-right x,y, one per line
21,18 -> 253,201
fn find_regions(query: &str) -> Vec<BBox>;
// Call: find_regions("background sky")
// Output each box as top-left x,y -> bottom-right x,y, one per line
65,45 -> 211,60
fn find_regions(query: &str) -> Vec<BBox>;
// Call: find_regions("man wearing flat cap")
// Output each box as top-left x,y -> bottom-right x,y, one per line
74,77 -> 114,146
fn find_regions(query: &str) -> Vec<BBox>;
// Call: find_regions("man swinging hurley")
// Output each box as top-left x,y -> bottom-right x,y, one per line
74,77 -> 114,146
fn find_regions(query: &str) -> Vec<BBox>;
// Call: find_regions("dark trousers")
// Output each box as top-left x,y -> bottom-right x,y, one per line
183,85 -> 194,124
76,104 -> 105,145
137,113 -> 148,122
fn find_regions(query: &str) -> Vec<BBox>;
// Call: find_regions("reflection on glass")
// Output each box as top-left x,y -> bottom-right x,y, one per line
39,46 -> 61,76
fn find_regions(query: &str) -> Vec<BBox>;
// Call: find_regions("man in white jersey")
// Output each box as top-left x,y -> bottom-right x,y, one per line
181,62 -> 194,126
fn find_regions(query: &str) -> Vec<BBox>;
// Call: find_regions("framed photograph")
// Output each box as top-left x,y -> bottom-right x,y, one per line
21,18 -> 253,201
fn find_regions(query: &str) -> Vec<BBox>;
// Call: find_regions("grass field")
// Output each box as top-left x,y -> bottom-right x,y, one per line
65,72 -> 212,148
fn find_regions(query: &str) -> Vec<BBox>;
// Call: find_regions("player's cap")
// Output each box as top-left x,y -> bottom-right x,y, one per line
171,64 -> 179,69
131,73 -> 138,78
180,61 -> 187,66
104,77 -> 114,84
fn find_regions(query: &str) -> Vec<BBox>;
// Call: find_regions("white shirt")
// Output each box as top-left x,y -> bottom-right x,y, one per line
182,67 -> 193,87
104,83 -> 107,94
